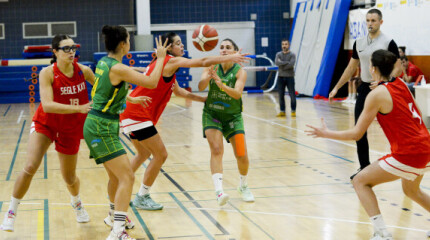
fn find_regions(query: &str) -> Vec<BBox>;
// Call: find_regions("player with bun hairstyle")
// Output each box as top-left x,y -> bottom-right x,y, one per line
120,32 -> 249,211
198,38 -> 255,206
307,50 -> 430,240
1,35 -> 94,232
83,25 -> 169,240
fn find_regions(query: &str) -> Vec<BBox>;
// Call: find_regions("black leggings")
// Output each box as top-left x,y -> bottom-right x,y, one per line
354,82 -> 371,169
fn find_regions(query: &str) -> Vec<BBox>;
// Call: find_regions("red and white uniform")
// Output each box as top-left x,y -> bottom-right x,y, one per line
377,78 -> 430,180
32,62 -> 89,154
120,55 -> 175,133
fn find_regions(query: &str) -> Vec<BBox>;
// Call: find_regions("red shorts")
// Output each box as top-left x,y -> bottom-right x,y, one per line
30,121 -> 81,155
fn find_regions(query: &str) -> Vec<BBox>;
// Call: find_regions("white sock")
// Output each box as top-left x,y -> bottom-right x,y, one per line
113,211 -> 127,234
138,183 -> 151,196
370,214 -> 390,236
71,194 -> 81,206
9,196 -> 21,213
212,173 -> 223,193
109,202 -> 115,216
240,175 -> 248,187
348,93 -> 352,99
352,93 -> 357,99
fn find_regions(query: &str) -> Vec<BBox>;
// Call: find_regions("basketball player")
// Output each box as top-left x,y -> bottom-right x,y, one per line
120,32 -> 249,211
328,9 -> 400,180
83,25 -> 169,240
1,35 -> 94,232
307,50 -> 430,240
198,39 -> 254,206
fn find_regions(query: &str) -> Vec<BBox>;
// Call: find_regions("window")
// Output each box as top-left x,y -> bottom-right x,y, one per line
0,24 -> 4,39
23,21 -> 76,39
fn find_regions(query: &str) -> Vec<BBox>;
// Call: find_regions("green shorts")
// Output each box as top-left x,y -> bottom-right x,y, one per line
202,109 -> 245,143
83,110 -> 126,164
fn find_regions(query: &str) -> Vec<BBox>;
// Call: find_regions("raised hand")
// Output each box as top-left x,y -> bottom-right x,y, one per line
209,66 -> 223,88
305,118 -> 328,138
229,48 -> 250,65
154,35 -> 171,59
328,88 -> 338,103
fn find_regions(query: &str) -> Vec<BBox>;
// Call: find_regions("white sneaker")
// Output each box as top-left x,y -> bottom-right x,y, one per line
106,230 -> 136,240
104,213 -> 135,229
1,210 -> 16,232
370,232 -> 393,240
72,201 -> 90,223
216,191 -> 229,206
238,185 -> 255,202
427,230 -> 430,237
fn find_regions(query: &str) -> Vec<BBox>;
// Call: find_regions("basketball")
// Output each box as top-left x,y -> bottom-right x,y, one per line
192,25 -> 219,52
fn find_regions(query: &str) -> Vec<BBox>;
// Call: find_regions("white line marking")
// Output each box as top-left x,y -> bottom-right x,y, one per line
17,110 -> 24,124
187,207 -> 428,233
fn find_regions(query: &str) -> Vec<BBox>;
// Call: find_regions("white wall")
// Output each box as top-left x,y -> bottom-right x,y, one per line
151,22 -> 255,91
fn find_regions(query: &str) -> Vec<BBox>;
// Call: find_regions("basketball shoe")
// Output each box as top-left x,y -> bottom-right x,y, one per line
72,201 -> 90,223
276,112 -> 286,117
0,210 -> 16,232
238,185 -> 255,202
216,191 -> 229,206
132,193 -> 163,210
370,232 -> 393,240
104,212 -> 135,229
106,230 -> 136,240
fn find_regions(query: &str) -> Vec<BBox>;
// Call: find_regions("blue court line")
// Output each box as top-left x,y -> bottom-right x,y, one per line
228,202 -> 275,240
123,135 -> 228,235
44,199 -> 49,240
169,192 -> 215,240
6,120 -> 27,181
119,137 -> 135,155
3,105 -> 11,116
130,204 -> 154,240
0,201 -> 3,212
44,154 -> 47,179
280,137 -> 353,163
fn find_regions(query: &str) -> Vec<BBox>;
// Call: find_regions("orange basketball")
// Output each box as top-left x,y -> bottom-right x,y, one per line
192,25 -> 219,52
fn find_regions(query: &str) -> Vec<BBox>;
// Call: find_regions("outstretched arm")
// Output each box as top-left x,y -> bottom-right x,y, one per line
173,80 -> 206,102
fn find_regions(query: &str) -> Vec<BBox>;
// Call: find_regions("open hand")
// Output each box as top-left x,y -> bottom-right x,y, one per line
79,101 -> 93,114
305,118 -> 328,138
154,35 -> 171,59
129,96 -> 152,108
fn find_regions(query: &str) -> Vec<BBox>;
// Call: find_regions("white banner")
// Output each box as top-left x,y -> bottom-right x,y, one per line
344,0 -> 430,55
344,9 -> 368,50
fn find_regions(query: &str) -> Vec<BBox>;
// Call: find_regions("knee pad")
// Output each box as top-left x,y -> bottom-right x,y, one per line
233,134 -> 246,157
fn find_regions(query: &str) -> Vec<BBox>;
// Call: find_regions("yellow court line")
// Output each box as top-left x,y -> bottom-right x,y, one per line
37,209 -> 44,240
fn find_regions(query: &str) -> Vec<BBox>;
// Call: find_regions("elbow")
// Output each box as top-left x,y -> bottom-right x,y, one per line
232,95 -> 241,100
352,132 -> 364,141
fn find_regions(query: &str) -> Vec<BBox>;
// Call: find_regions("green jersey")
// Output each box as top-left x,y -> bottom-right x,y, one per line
204,63 -> 243,114
91,56 -> 129,115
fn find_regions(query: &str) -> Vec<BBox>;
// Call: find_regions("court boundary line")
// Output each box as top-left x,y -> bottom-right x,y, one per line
131,204 -> 154,240
6,120 -> 26,181
3,105 -> 11,117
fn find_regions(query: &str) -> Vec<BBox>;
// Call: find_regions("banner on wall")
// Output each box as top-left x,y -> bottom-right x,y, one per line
344,0 -> 430,55
344,9 -> 368,50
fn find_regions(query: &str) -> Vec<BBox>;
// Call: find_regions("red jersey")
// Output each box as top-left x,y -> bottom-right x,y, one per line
121,55 -> 175,125
33,62 -> 89,138
377,78 -> 430,168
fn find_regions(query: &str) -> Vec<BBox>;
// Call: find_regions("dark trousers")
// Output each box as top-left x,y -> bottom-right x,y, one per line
354,82 -> 371,169
278,76 -> 296,112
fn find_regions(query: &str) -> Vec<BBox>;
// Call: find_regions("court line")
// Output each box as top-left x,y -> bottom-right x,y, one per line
44,199 -> 49,240
17,110 -> 24,124
228,202 -> 275,240
6,120 -> 26,181
243,112 -> 386,155
120,135 -> 229,235
3,105 -> 11,116
130,204 -> 154,240
37,209 -> 44,240
169,192 -> 215,240
158,234 -> 203,239
44,154 -> 47,179
187,206 -> 429,233
280,137 -> 353,163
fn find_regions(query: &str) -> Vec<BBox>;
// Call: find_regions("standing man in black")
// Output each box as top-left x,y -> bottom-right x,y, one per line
275,39 -> 297,118
328,9 -> 401,179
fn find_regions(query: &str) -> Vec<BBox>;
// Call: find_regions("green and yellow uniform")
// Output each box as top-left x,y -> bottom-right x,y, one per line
203,63 -> 245,142
83,57 -> 129,164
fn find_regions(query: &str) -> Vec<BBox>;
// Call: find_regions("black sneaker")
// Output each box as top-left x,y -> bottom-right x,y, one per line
350,168 -> 362,180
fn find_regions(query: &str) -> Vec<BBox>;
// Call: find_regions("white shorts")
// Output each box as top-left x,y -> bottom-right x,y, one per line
120,118 -> 153,134
379,155 -> 430,181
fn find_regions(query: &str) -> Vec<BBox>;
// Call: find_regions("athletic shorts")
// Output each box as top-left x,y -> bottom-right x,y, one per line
30,121 -> 81,155
379,154 -> 430,181
83,110 -> 126,164
120,118 -> 158,141
202,109 -> 244,143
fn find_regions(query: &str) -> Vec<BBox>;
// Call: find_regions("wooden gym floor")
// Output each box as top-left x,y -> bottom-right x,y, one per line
0,93 -> 429,240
